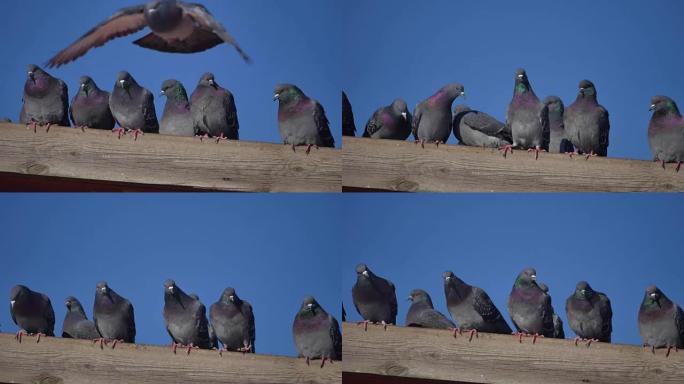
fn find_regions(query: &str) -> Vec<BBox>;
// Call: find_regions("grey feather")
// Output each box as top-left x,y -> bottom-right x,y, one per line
292,296 -> 341,362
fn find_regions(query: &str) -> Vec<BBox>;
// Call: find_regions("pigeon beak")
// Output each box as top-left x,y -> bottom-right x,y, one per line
118,80 -> 126,89
159,90 -> 165,96
401,112 -> 407,120
100,287 -> 107,294
80,83 -> 86,90
10,300 -> 15,308
229,295 -> 234,302
530,274 -> 536,280
445,276 -> 451,281
650,293 -> 657,298
362,270 -> 369,277
460,91 -> 466,99
649,104 -> 656,112
273,93 -> 280,101
580,289 -> 586,295
28,72 -> 35,83
407,296 -> 413,301
579,88 -> 586,95
517,74 -> 524,79
168,286 -> 175,294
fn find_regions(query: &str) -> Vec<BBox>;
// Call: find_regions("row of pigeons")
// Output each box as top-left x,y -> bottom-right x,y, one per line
9,280 -> 341,366
342,68 -> 684,170
18,64 -> 335,152
351,264 -> 684,356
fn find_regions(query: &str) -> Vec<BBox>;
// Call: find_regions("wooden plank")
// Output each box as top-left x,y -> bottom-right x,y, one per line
342,137 -> 684,192
342,322 -> 684,384
0,123 -> 341,192
0,332 -> 340,384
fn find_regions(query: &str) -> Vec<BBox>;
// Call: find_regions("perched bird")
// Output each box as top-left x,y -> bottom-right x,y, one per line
363,99 -> 411,140
638,285 -> 683,357
504,68 -> 549,159
62,296 -> 101,340
565,281 -> 612,346
537,283 -> 564,339
20,64 -> 69,132
406,289 -> 455,330
342,91 -> 356,137
351,263 -> 397,330
209,287 -> 255,355
162,279 -> 212,354
452,105 -> 511,148
292,296 -> 342,367
189,293 -> 217,349
564,80 -> 610,158
507,268 -> 554,343
274,84 -> 335,153
190,73 -> 239,141
412,83 -> 465,147
47,0 -> 250,68
160,79 -> 194,136
9,285 -> 55,343
443,271 -> 511,339
93,281 -> 136,348
648,95 -> 684,172
109,71 -> 159,139
542,96 -> 573,154
70,76 -> 115,131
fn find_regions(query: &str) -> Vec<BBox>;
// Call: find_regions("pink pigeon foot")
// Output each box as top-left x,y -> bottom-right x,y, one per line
499,145 -> 514,158
112,127 -> 125,139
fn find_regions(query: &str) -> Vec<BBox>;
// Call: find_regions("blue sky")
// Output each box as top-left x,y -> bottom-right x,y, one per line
343,0 -> 684,160
342,194 -> 684,346
0,195 -> 342,357
0,0 -> 341,146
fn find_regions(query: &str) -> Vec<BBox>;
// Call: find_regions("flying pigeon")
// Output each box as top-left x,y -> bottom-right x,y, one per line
162,279 -> 212,354
351,263 -> 397,330
564,80 -> 610,158
109,71 -> 159,139
507,268 -> 554,343
542,96 -> 573,153
190,73 -> 239,141
537,283 -> 564,339
363,98 -> 411,140
342,91 -> 356,137
648,95 -> 684,172
638,285 -> 683,357
9,285 -> 55,343
20,64 -> 69,132
70,76 -> 115,131
406,289 -> 455,330
160,79 -> 194,136
274,84 -> 335,153
62,296 -> 101,340
93,281 -> 136,348
412,83 -> 465,147
565,281 -> 612,346
292,296 -> 342,367
209,287 -> 255,355
503,68 -> 549,159
452,105 -> 511,148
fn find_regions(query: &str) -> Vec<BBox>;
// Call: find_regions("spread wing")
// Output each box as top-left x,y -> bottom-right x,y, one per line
181,3 -> 251,62
313,100 -> 335,148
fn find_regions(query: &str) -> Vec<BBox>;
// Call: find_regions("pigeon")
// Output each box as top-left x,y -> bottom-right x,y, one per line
507,268 -> 554,343
406,289 -> 455,330
292,296 -> 342,367
537,283 -> 564,339
162,279 -> 212,354
19,64 -> 69,132
46,0 -> 250,68
9,285 -> 55,343
93,281 -> 136,348
62,296 -> 101,340
443,271 -> 511,340
363,98 -> 411,140
70,76 -> 115,131
412,83 -> 465,147
342,91 -> 356,137
504,68 -> 549,159
638,285 -> 684,357
648,95 -> 684,171
188,293 -> 217,349
452,105 -> 512,148
564,80 -> 610,158
274,84 -> 335,153
351,263 -> 397,330
565,281 -> 612,346
190,73 -> 239,141
109,71 -> 159,139
542,96 -> 573,153
209,287 -> 255,355
159,79 -> 194,136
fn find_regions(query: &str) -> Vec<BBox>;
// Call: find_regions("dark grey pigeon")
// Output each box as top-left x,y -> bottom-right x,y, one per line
342,91 -> 356,137
638,285 -> 684,356
274,84 -> 335,153
20,64 -> 70,132
452,105 -> 511,148
412,83 -> 465,147
9,285 -> 55,343
190,73 -> 239,141
47,0 -> 250,68
363,98 -> 411,140
160,79 -> 194,136
542,96 -> 573,153
648,95 -> 684,171
162,279 -> 212,354
505,69 -> 549,159
565,281 -> 612,346
292,296 -> 342,367
507,268 -> 554,343
62,296 -> 101,340
209,287 -> 255,354
109,71 -> 159,139
443,271 -> 511,338
351,263 -> 397,330
188,293 -> 217,349
406,289 -> 455,330
93,281 -> 136,348
70,76 -> 115,130
564,80 -> 610,158
537,283 -> 564,339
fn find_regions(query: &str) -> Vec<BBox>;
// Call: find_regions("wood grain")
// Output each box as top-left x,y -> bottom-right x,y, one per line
342,137 -> 684,192
342,322 -> 684,384
0,123 -> 341,192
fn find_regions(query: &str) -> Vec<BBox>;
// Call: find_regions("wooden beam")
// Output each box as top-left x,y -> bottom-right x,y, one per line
0,123 -> 340,192
342,322 -> 684,384
342,137 -> 684,192
0,332 -> 340,384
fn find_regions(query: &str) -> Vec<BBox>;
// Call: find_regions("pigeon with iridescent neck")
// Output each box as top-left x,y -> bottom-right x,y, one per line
190,73 -> 239,142
503,68 -> 549,159
162,279 -> 212,354
406,289 -> 455,330
274,84 -> 335,153
70,76 -> 115,131
363,98 -> 411,140
412,83 -> 465,147
648,95 -> 684,172
20,64 -> 70,132
564,80 -> 610,159
62,296 -> 101,340
160,79 -> 194,136
452,105 -> 511,148
542,96 -> 573,153
292,296 -> 341,367
507,268 -> 554,343
9,285 -> 55,343
352,263 -> 397,330
93,281 -> 136,348
109,71 -> 159,139
565,281 -> 612,347
638,285 -> 683,357
342,91 -> 356,137
210,287 -> 255,355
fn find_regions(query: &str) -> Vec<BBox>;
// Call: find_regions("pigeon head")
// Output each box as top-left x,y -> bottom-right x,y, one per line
24,64 -> 53,94
298,295 -> 322,315
649,95 -> 680,115
79,76 -> 96,96
65,296 -> 86,315
642,285 -> 669,308
26,64 -> 42,82
9,285 -> 30,308
408,289 -> 433,306
145,0 -> 182,33
573,281 -> 597,300
543,96 -> 564,113
391,98 -> 409,120
577,80 -> 596,98
514,68 -> 531,94
221,287 -> 241,304
355,263 -> 371,279
441,83 -> 466,100
116,71 -> 135,89
453,105 -> 472,115
160,79 -> 187,100
198,72 -> 219,89
96,281 -> 110,296
514,267 -> 537,287
163,279 -> 178,295
273,84 -> 305,104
